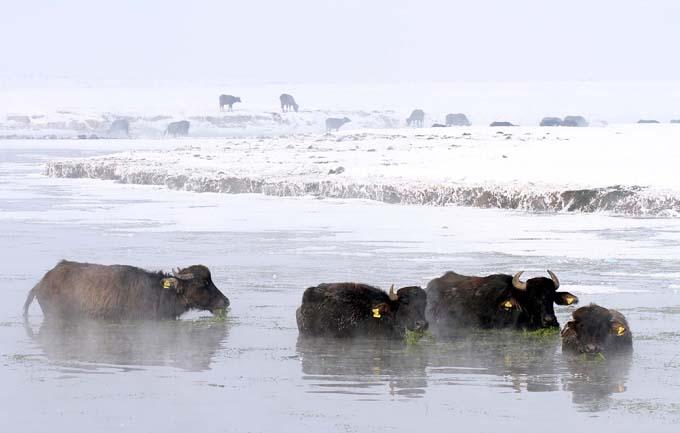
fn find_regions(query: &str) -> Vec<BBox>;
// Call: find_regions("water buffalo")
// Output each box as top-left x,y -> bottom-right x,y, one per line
108,119 -> 130,138
490,121 -> 516,127
406,109 -> 425,127
562,115 -> 589,127
23,260 -> 229,321
561,304 -> 632,354
280,93 -> 299,112
445,113 -> 471,126
426,270 -> 578,332
164,120 -> 190,137
325,117 -> 351,132
540,117 -> 563,127
219,94 -> 241,112
296,283 -> 428,338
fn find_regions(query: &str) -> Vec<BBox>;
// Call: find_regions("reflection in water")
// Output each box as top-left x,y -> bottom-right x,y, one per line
296,336 -> 429,399
25,318 -> 230,372
428,330 -> 563,393
562,353 -> 632,412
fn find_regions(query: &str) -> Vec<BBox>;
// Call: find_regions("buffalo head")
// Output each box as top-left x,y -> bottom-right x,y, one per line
372,285 -> 428,335
503,270 -> 578,329
562,304 -> 632,354
160,265 -> 229,315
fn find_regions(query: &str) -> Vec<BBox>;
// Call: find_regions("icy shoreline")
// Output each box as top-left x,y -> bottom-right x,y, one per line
44,127 -> 680,217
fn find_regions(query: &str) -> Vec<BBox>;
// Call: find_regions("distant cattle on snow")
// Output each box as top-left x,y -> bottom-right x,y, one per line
219,94 -> 242,112
406,109 -> 425,127
280,94 -> 299,112
325,117 -> 351,132
165,120 -> 190,137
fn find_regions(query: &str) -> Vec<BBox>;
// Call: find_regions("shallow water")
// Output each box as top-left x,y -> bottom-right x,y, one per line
1,142 -> 680,432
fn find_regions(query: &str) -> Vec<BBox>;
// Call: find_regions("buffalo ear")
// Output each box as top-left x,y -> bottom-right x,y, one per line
499,297 -> 519,311
371,303 -> 390,319
555,292 -> 578,306
611,321 -> 628,336
161,278 -> 181,293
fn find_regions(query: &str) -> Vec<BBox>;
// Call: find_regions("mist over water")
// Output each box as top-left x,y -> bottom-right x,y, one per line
2,144 -> 680,432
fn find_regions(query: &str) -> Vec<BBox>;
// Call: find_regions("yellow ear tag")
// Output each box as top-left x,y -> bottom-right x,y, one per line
372,308 -> 381,318
566,296 -> 575,305
162,280 -> 172,289
503,301 -> 514,309
616,326 -> 626,336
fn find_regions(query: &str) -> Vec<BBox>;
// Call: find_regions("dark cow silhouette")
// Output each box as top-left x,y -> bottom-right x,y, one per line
108,119 -> 130,137
562,115 -> 589,127
219,94 -> 242,112
540,117 -> 563,127
165,120 -> 190,137
296,283 -> 428,338
406,109 -> 425,127
426,270 -> 578,333
325,117 -> 351,132
637,119 -> 660,124
490,121 -> 516,127
445,113 -> 471,126
561,304 -> 632,354
280,93 -> 299,112
23,260 -> 229,321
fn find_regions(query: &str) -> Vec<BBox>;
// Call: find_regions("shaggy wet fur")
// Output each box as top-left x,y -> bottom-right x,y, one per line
296,283 -> 428,338
562,304 -> 632,354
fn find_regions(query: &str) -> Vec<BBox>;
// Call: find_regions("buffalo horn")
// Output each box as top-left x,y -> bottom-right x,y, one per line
547,269 -> 560,289
388,284 -> 398,301
512,271 -> 527,290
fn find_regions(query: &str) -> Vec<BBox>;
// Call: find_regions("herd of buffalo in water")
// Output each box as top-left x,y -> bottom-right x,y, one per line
24,260 -> 632,357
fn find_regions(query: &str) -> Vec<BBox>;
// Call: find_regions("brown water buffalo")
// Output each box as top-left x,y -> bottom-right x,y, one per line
426,270 -> 578,332
23,260 -> 229,321
296,283 -> 428,338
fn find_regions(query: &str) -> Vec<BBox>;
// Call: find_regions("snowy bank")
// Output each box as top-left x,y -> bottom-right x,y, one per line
45,126 -> 680,217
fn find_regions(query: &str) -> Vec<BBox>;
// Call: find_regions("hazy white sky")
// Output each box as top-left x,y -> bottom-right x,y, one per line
2,0 -> 679,83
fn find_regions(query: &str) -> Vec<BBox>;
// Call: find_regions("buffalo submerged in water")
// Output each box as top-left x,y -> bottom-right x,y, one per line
426,270 -> 578,332
24,260 -> 230,321
296,283 -> 428,338
561,304 -> 632,355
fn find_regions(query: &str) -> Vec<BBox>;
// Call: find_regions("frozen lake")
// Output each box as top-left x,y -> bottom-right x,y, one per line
1,141 -> 680,432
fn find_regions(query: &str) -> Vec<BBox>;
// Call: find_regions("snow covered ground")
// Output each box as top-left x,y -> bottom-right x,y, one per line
44,125 -> 680,217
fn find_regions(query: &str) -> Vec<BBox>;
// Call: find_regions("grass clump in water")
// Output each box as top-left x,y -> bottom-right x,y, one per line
212,308 -> 228,321
522,327 -> 560,339
404,329 -> 435,345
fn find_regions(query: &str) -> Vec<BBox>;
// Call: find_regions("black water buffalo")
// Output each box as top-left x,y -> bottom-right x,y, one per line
562,115 -> 589,127
219,94 -> 242,112
490,121 -> 516,127
325,117 -> 351,132
108,119 -> 130,137
426,270 -> 578,331
296,283 -> 428,338
280,93 -> 299,112
540,117 -> 563,127
561,304 -> 632,354
164,120 -> 190,137
445,113 -> 471,126
23,260 -> 229,321
406,109 -> 425,127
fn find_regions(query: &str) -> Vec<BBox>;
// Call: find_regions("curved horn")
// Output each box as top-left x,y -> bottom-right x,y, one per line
512,271 -> 527,291
388,284 -> 398,301
547,269 -> 560,289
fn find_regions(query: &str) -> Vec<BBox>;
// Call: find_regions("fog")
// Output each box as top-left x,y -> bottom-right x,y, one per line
2,0 -> 680,83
